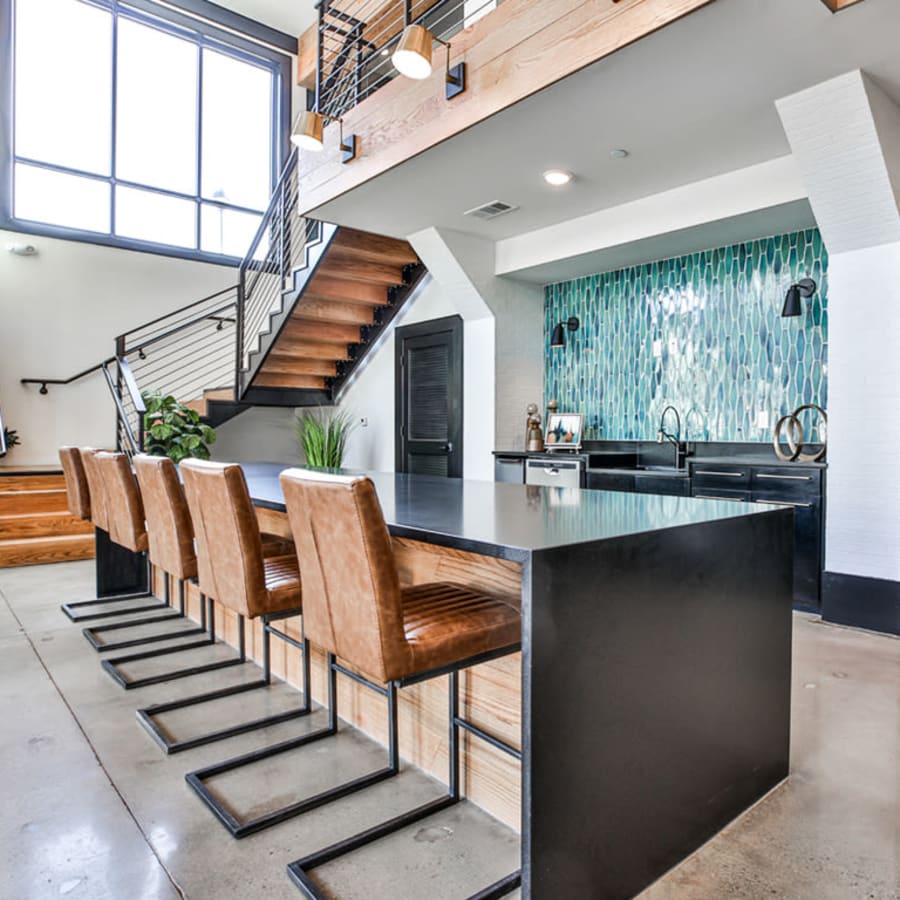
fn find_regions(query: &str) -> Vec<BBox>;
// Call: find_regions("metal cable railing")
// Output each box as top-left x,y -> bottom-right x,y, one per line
317,0 -> 500,120
237,148 -> 324,393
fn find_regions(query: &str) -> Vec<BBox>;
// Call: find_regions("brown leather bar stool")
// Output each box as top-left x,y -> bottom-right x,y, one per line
135,455 -> 310,754
95,451 -> 245,690
185,469 -> 521,895
58,446 -> 163,622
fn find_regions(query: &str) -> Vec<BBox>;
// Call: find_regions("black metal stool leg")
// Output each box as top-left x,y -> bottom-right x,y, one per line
184,652 -> 403,838
82,576 -> 206,652
101,594 -> 245,690
286,654 -> 523,899
136,611 -> 310,753
61,554 -> 163,622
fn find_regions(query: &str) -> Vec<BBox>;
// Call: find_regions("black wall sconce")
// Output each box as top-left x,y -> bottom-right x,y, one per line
551,316 -> 580,348
781,278 -> 817,318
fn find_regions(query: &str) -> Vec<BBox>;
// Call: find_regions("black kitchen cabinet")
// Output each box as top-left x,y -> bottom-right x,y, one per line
633,475 -> 690,497
586,472 -> 635,492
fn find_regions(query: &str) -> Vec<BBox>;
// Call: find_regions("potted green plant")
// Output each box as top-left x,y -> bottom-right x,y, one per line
1,426 -> 19,457
142,391 -> 216,463
294,408 -> 354,468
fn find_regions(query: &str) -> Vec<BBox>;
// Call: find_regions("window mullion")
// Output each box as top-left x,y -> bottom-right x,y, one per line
196,43 -> 203,252
110,0 -> 118,236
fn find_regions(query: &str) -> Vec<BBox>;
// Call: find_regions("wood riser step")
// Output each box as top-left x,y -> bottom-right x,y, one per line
0,473 -> 66,492
0,512 -> 93,540
0,490 -> 69,515
0,534 -> 95,567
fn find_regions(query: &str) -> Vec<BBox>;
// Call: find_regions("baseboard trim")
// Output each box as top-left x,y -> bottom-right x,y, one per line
822,571 -> 900,637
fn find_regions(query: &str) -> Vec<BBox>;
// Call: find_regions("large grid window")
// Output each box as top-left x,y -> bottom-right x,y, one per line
4,0 -> 288,260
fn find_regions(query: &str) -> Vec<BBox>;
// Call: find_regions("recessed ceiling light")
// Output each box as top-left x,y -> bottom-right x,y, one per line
543,169 -> 573,187
609,149 -> 629,159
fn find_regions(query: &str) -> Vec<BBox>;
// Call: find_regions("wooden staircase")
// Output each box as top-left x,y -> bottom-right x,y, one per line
184,387 -> 249,427
240,225 -> 425,403
0,470 -> 94,567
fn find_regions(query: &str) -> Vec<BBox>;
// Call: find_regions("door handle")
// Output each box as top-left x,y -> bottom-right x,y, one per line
444,442 -> 453,452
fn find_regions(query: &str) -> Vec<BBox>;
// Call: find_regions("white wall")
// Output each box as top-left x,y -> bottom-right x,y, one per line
0,229 -> 236,467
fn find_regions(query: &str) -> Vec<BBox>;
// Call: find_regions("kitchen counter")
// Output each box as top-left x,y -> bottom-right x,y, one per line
242,463 -> 794,899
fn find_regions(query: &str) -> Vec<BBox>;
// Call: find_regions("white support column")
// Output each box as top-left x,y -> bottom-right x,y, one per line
777,70 -> 900,631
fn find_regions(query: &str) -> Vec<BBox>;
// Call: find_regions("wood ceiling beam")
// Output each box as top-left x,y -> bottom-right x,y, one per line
297,0 -> 716,216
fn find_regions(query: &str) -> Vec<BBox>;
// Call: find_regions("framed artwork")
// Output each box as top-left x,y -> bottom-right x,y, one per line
545,413 -> 583,450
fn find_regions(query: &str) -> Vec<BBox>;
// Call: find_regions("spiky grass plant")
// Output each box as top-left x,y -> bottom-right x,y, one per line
295,408 -> 355,468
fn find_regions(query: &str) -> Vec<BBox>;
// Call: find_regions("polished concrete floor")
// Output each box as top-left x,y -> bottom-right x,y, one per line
1,561 -> 898,900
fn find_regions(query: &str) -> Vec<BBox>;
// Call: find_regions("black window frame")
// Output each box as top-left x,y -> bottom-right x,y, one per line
0,0 -> 295,266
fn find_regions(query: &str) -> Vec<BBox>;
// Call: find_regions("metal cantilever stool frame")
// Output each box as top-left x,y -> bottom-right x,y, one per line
184,468 -> 521,900
135,458 -> 311,755
92,451 -> 244,690
59,446 -> 168,623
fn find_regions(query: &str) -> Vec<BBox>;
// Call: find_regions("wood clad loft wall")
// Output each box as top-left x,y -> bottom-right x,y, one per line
296,0 -> 715,215
158,511 -> 524,830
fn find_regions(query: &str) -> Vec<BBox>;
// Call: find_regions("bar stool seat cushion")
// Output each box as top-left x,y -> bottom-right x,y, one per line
399,583 -> 520,679
263,555 -> 303,615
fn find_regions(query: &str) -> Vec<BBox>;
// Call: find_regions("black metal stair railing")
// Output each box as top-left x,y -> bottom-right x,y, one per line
236,147 -> 327,399
316,0 -> 499,121
116,285 -> 240,440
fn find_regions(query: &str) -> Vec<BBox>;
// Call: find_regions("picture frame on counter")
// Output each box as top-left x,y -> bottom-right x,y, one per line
545,413 -> 584,450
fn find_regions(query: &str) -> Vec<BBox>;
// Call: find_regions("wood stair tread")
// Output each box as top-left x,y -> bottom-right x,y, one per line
291,298 -> 376,326
0,511 -> 92,540
330,228 -> 419,267
0,533 -> 95,567
252,372 -> 328,389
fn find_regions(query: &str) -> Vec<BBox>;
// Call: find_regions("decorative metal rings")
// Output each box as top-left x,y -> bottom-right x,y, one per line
772,404 -> 827,462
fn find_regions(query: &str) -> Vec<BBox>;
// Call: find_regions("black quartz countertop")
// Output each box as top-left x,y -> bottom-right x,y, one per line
242,463 -> 783,561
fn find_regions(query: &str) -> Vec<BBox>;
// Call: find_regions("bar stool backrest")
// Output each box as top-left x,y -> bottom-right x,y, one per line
133,454 -> 198,581
181,459 -> 268,618
279,469 -> 409,684
80,447 -> 109,532
59,446 -> 91,521
95,451 -> 149,553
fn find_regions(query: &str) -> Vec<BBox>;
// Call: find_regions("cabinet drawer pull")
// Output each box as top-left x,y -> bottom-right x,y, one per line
754,499 -> 813,509
695,494 -> 745,502
755,473 -> 813,482
694,470 -> 745,478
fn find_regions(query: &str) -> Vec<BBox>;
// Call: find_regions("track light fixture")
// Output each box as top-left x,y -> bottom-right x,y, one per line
781,278 -> 817,318
290,110 -> 356,163
392,25 -> 466,99
550,317 -> 580,348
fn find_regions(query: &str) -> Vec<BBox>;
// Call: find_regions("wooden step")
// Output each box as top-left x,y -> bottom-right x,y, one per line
252,372 -> 328,390
0,473 -> 66,492
0,489 -> 69,516
280,320 -> 362,345
330,229 -> 419,268
0,534 -> 95,567
269,337 -> 351,361
0,512 -> 92,541
291,298 -> 375,327
319,254 -> 406,286
304,274 -> 388,306
260,355 -> 338,377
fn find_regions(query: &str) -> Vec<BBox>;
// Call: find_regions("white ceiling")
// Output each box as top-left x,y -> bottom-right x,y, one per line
214,0 -> 317,38
306,0 -> 900,257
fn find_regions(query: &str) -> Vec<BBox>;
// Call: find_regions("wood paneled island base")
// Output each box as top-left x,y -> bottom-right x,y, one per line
130,466 -> 792,899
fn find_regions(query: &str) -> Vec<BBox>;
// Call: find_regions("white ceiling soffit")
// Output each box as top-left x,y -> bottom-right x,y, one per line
213,0 -> 317,38
308,0 -> 900,252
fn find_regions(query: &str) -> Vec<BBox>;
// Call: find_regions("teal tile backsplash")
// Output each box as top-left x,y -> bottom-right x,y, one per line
544,229 -> 828,442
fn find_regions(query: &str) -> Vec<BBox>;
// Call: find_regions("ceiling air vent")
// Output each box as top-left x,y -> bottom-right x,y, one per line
464,200 -> 519,220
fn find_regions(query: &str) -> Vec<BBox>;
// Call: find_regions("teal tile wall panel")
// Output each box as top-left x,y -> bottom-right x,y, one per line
544,229 -> 828,442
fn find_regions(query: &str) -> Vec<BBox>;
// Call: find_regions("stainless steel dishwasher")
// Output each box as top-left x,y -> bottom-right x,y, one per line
525,457 -> 584,488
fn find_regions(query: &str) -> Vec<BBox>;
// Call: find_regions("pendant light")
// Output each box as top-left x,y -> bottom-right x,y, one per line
392,25 -> 466,99
290,110 -> 356,163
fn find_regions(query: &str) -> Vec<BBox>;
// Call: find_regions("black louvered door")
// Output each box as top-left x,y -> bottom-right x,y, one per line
396,315 -> 463,478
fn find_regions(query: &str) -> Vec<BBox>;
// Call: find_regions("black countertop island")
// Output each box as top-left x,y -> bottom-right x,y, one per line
242,464 -> 795,900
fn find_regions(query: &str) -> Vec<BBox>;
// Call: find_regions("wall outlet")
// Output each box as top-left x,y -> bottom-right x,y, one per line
360,417 -> 368,428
